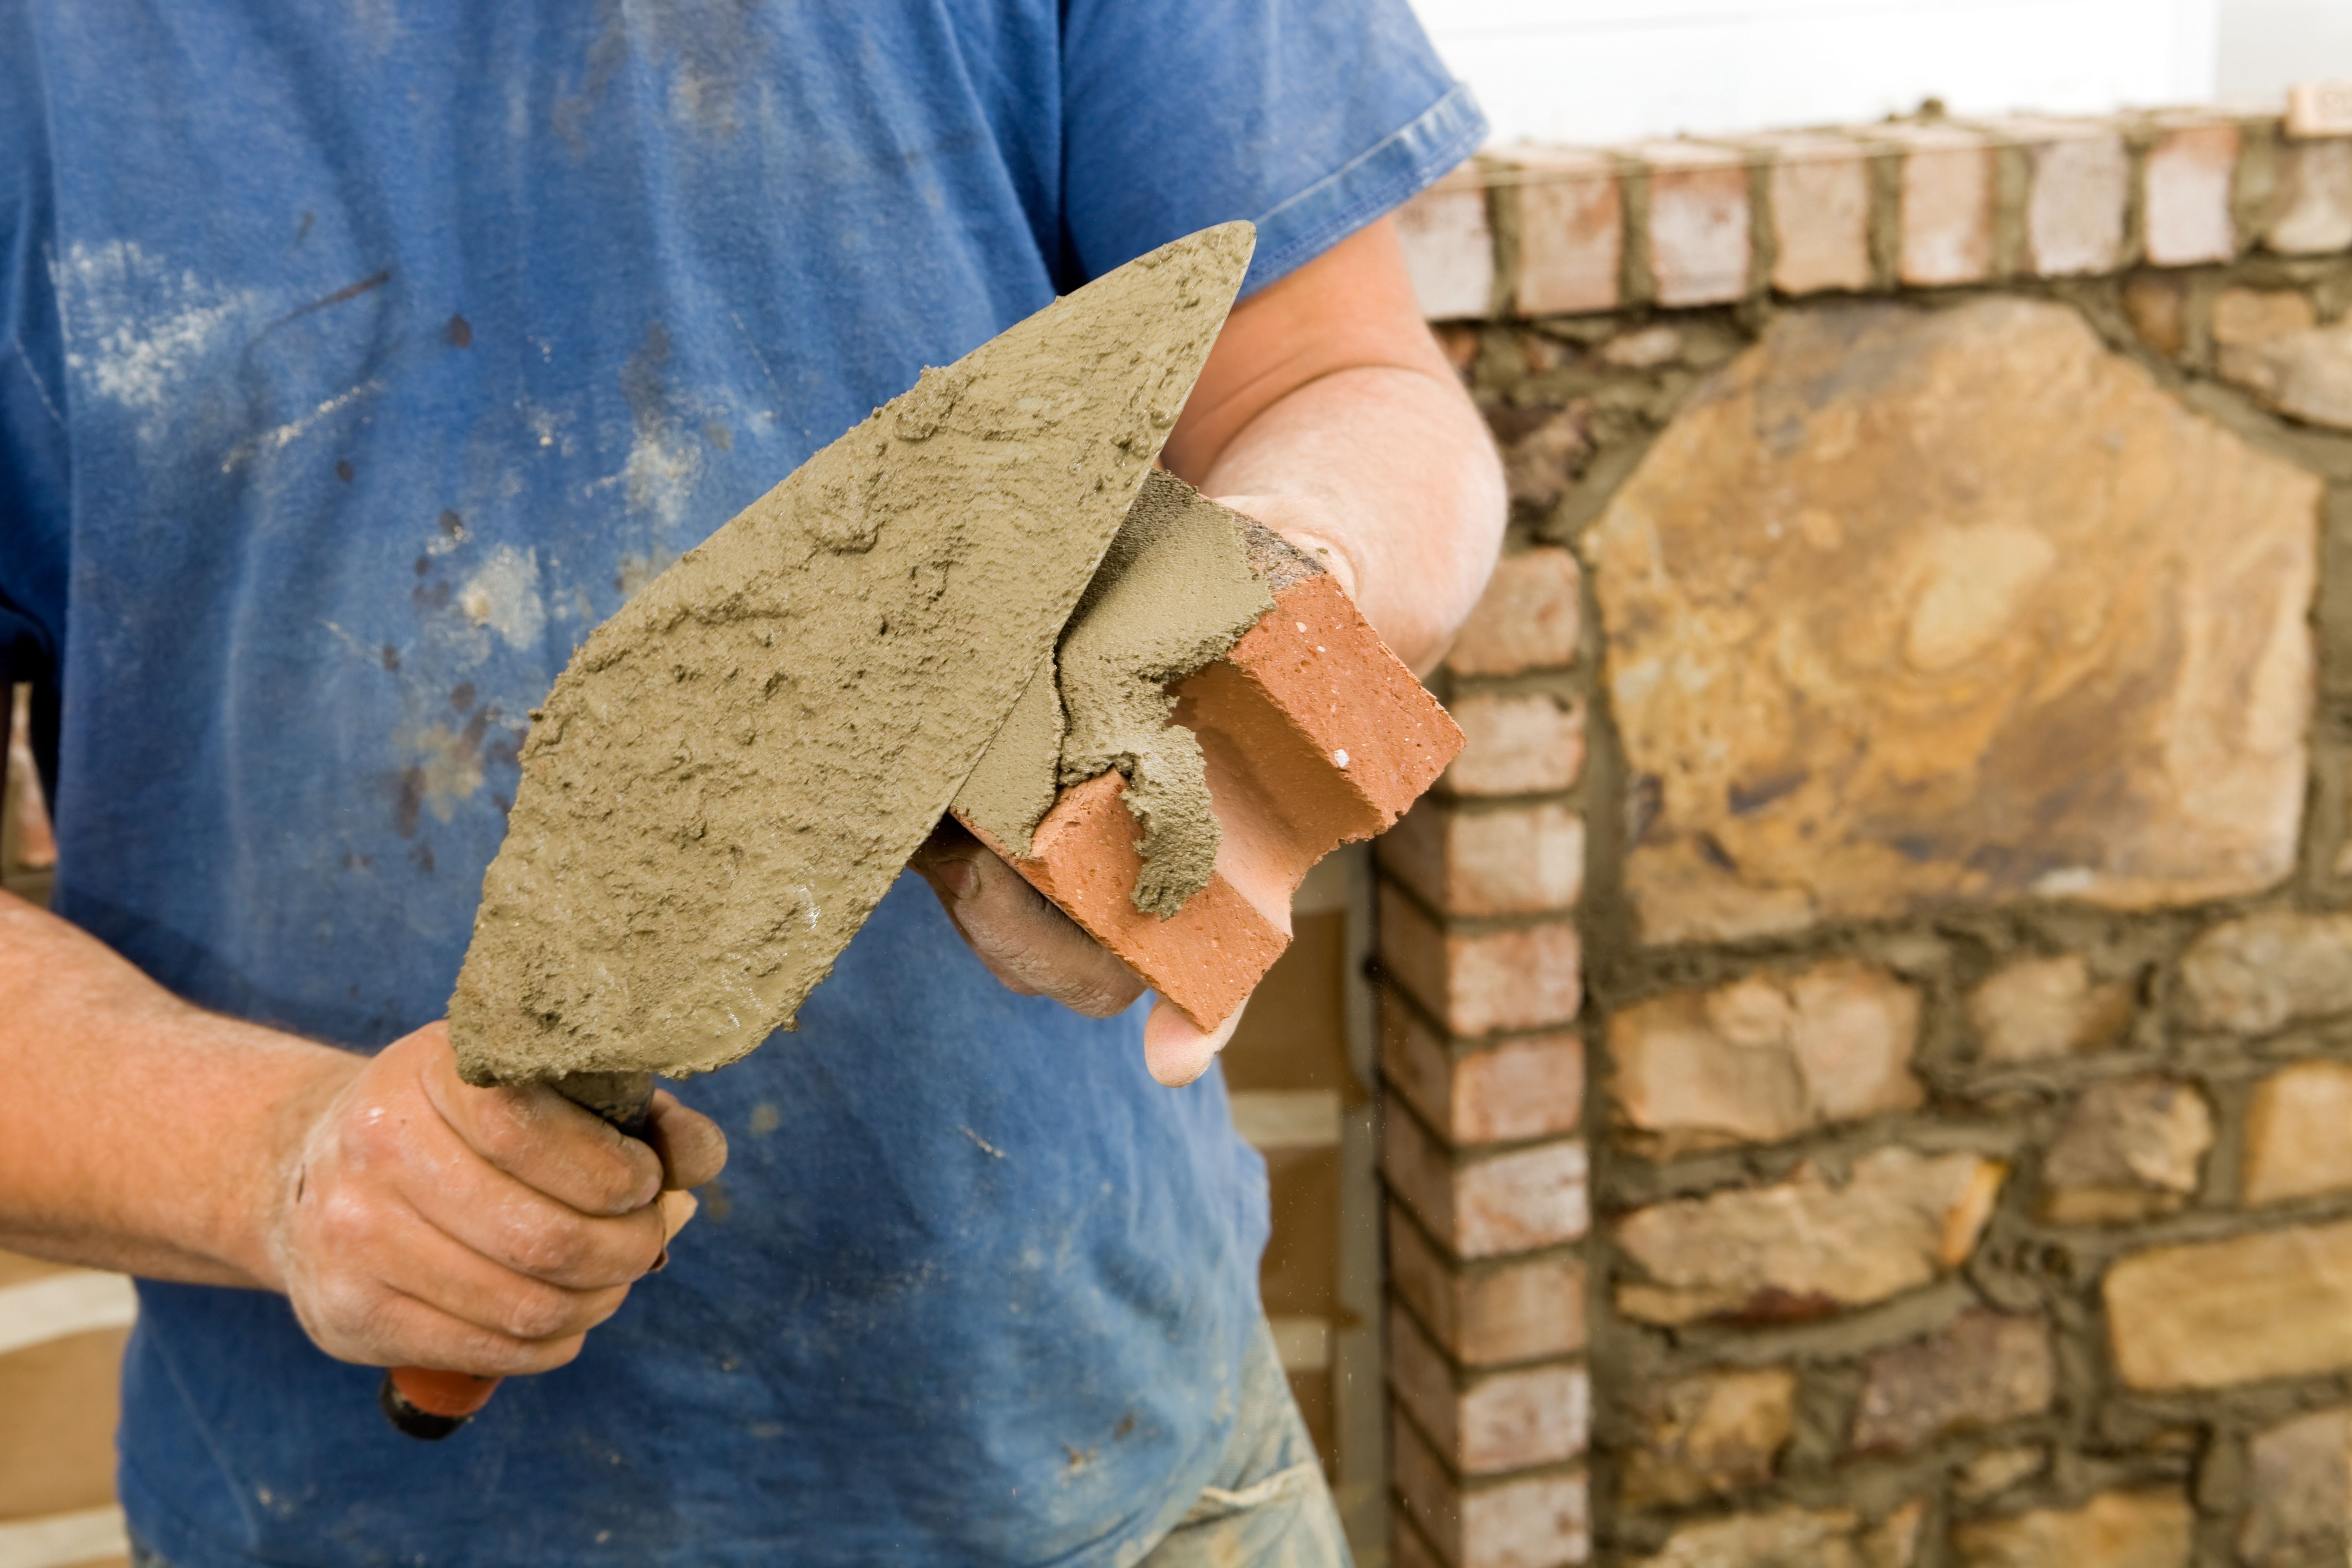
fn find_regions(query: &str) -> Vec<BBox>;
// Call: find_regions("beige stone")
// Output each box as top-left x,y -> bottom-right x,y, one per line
2123,276 -> 2188,357
1609,961 -> 1921,1155
1619,1367 -> 1795,1508
2240,1404 -> 2352,1565
2180,912 -> 2352,1034
2215,319 -> 2352,433
1447,549 -> 1582,677
1849,1310 -> 2055,1455
1632,1502 -> 1923,1568
2212,287 -> 2318,348
1513,148 -> 1622,317
1951,1490 -> 2192,1568
2243,1060 -> 2352,1205
1968,954 -> 2135,1063
1952,1446 -> 2046,1504
1488,405 -> 1592,517
2266,137 -> 2352,255
2038,1078 -> 2211,1224
1589,299 -> 2320,944
1615,1147 -> 2005,1325
2106,1217 -> 2352,1390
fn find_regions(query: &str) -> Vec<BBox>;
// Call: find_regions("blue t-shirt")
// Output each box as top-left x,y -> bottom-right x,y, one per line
0,4 -> 1481,1564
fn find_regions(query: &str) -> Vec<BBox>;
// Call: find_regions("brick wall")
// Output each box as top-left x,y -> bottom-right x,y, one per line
1385,104 -> 2352,1567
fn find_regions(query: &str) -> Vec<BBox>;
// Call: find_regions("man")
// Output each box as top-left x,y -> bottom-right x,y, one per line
0,3 -> 1504,1563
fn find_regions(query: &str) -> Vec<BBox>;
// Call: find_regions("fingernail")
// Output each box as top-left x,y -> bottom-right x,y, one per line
936,859 -> 978,899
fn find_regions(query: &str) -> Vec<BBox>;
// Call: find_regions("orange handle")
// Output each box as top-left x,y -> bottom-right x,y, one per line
379,1367 -> 503,1440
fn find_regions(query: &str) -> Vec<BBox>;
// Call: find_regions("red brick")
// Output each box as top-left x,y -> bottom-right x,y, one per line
1400,163 -> 1496,321
1635,141 -> 1750,307
1392,1408 -> 1589,1568
1991,117 -> 2129,276
1389,1308 -> 1587,1475
2143,117 -> 2240,267
1389,1210 -> 1586,1367
1382,998 -> 1583,1146
1379,886 -> 1581,1037
1383,1109 -> 1588,1259
1446,549 -> 1581,677
1740,132 -> 1872,296
968,567 -> 1462,1030
1872,122 -> 1995,286
1379,799 -> 1584,918
1442,693 -> 1584,797
1511,150 -> 1622,317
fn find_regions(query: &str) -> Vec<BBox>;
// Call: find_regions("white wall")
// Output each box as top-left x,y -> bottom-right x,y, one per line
2217,0 -> 2352,99
1407,0 -> 2230,147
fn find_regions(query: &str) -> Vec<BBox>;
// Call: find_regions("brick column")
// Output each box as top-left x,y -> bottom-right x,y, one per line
1375,549 -> 1591,1568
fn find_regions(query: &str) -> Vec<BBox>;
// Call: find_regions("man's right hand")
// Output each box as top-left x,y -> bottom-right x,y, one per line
261,1021 -> 727,1376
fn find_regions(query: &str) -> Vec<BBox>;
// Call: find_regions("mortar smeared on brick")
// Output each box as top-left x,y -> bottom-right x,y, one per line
446,222 -> 1255,1086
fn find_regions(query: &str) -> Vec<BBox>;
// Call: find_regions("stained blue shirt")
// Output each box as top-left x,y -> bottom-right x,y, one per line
0,3 -> 1481,1563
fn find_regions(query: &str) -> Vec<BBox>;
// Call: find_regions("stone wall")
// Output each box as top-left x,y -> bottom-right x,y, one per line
1381,106 -> 2352,1568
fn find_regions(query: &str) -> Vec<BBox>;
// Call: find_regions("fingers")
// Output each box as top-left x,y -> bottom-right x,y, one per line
914,826 -> 1147,1019
414,1040 -> 664,1217
644,1091 -> 729,1191
1142,994 -> 1249,1088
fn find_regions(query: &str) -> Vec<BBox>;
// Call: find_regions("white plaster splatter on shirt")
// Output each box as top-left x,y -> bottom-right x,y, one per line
219,378 -> 385,472
56,240 -> 260,436
459,546 -> 547,650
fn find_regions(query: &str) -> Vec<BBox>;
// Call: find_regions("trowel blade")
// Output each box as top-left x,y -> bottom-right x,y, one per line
447,222 -> 1257,1086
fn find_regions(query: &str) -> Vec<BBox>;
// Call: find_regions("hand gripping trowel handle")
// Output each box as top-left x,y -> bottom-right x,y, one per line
378,1071 -> 657,1440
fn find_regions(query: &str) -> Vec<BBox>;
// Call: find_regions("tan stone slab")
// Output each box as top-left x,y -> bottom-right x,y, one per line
1619,1367 -> 1794,1509
1608,959 -> 1921,1155
2038,1077 -> 2211,1224
2242,1060 -> 2352,1205
2265,137 -> 2352,255
2213,286 -> 2317,348
1631,1501 -> 1924,1568
2241,1404 -> 2352,1565
2107,1217 -> 2352,1389
1590,298 -> 2321,944
1968,954 -> 2135,1064
1614,1146 -> 2004,1326
2215,318 -> 2352,432
1848,1309 -> 2053,1455
1950,1488 -> 2192,1568
2180,912 -> 2352,1033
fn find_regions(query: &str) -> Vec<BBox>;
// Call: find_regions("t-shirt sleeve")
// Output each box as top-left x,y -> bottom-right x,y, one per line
1059,0 -> 1484,295
0,3 -> 70,697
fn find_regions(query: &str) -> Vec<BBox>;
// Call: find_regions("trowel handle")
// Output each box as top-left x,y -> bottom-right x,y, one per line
379,1071 -> 657,1441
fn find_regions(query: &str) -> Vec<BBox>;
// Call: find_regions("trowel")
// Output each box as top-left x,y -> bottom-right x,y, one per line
379,218 -> 1461,1437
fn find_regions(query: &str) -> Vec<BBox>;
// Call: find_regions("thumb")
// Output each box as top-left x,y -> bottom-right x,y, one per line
1142,995 -> 1248,1087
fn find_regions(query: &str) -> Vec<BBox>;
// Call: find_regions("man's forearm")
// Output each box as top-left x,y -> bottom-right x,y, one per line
1194,362 -> 1503,674
0,889 -> 352,1287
